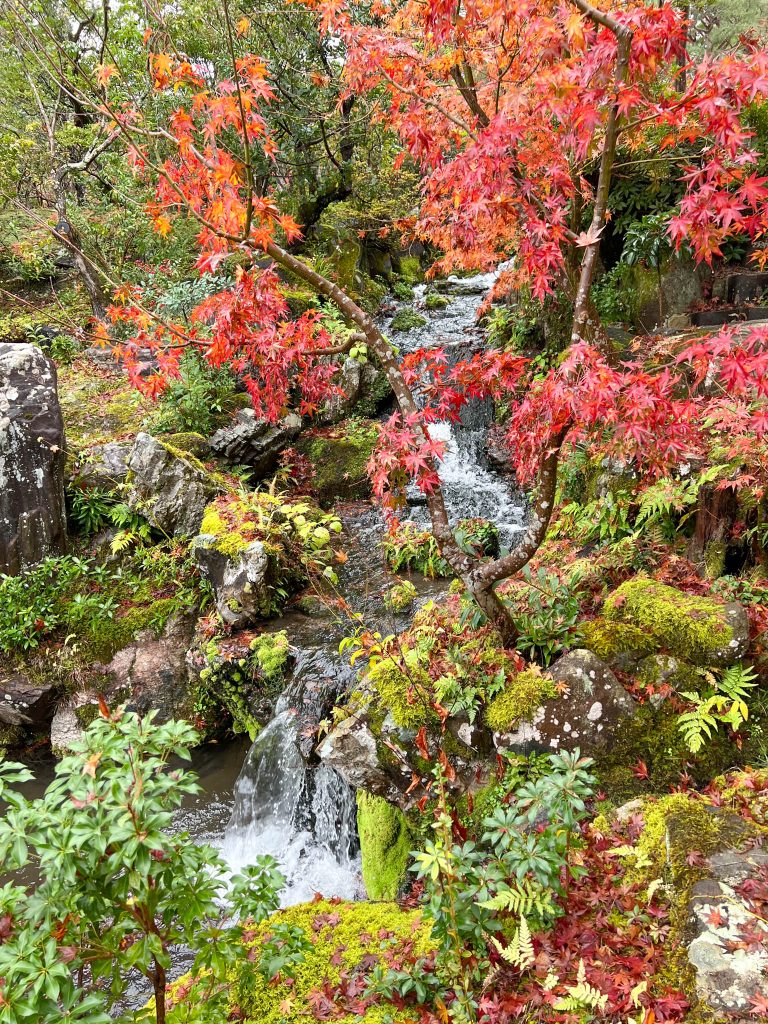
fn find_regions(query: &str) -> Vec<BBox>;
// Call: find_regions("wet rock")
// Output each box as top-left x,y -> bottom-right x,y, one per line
0,343 -> 67,574
317,713 -> 406,804
50,691 -> 98,755
209,409 -> 301,476
103,613 -> 196,722
0,671 -> 57,726
125,432 -> 224,536
687,846 -> 768,1015
191,535 -> 272,629
493,650 -> 635,757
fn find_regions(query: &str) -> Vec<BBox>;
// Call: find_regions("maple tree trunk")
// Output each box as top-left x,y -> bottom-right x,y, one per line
688,484 -> 740,574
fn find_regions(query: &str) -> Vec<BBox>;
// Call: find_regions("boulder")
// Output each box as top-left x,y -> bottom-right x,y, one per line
125,432 -> 225,536
191,535 -> 272,629
0,343 -> 67,574
50,691 -> 98,755
0,670 -> 57,726
603,578 -> 749,667
492,650 -> 635,757
295,420 -> 378,506
209,409 -> 301,476
103,612 -> 196,722
75,440 -> 132,490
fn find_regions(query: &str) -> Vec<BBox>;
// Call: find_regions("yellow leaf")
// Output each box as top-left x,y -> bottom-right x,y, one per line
236,17 -> 251,36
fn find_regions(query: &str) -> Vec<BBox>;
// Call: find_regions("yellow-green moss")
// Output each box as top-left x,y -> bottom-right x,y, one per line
357,792 -> 413,900
199,505 -> 253,559
424,292 -> 449,310
70,597 -> 178,663
368,651 -> 436,728
161,432 -> 210,458
604,578 -> 734,665
389,308 -> 427,333
578,617 -> 654,661
229,899 -> 430,1024
484,668 -> 557,733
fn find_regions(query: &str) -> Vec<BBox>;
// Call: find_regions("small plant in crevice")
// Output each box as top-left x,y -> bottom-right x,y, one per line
384,579 -> 418,613
150,349 -> 242,436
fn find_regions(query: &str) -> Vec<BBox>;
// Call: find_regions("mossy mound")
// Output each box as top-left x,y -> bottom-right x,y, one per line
227,899 -> 430,1024
603,578 -> 743,666
295,420 -> 378,506
357,792 -> 413,900
578,617 -> 655,663
158,431 -> 210,458
484,668 -> 557,733
389,307 -> 427,333
367,648 -> 436,729
424,292 -> 449,310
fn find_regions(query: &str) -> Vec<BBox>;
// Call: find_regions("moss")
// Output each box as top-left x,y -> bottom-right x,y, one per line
578,617 -> 655,662
636,654 -> 702,693
383,580 -> 418,614
295,420 -> 378,506
368,649 -> 436,729
282,286 -> 317,318
70,597 -> 178,664
603,578 -> 735,666
484,668 -> 557,732
0,723 -> 23,755
398,255 -> 424,284
161,432 -> 210,458
199,505 -> 253,559
703,540 -> 727,580
357,792 -> 413,900
249,630 -> 290,681
424,292 -> 449,310
389,307 -> 427,333
354,367 -> 393,418
594,700 -> 740,802
228,899 -> 430,1024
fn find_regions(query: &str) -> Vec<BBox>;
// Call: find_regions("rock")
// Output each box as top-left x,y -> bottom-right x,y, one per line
493,650 -> 635,757
687,846 -> 768,1015
666,312 -> 692,331
319,358 -> 363,425
75,440 -> 132,490
603,578 -> 749,667
317,713 -> 406,803
209,409 -> 301,476
191,535 -> 272,629
125,432 -> 225,536
103,613 -> 196,722
0,343 -> 67,574
49,691 -> 98,755
0,671 -> 57,726
295,420 -> 378,506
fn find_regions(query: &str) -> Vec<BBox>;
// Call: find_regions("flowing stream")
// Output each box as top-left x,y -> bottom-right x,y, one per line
20,271 -> 526,910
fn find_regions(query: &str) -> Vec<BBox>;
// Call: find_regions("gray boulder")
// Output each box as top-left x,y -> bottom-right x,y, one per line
209,410 -> 301,476
75,440 -> 132,490
125,432 -> 224,536
191,535 -> 272,629
0,343 -> 67,574
494,649 -> 635,757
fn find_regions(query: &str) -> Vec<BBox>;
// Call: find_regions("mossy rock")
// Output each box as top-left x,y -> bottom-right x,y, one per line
389,307 -> 427,333
357,792 -> 413,900
424,292 -> 449,310
367,649 -> 436,729
603,578 -> 749,667
484,668 -> 557,733
636,654 -> 702,693
160,431 -> 210,458
225,899 -> 430,1024
295,421 -> 378,506
398,255 -> 425,285
578,617 -> 655,665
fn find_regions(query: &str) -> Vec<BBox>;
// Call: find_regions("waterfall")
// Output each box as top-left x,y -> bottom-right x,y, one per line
221,696 -> 362,905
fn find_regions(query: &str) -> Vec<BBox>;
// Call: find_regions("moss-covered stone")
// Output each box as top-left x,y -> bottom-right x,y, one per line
389,307 -> 427,333
603,578 -> 739,666
578,617 -> 654,662
295,421 -> 378,506
367,649 -> 436,729
226,899 -> 430,1024
424,292 -> 449,310
484,668 -> 557,733
398,255 -> 424,285
357,792 -> 413,900
160,432 -> 210,458
383,580 -> 418,614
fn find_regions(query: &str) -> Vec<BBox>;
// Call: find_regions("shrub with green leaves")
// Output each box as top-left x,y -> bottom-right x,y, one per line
502,566 -> 583,666
383,518 -> 499,578
0,709 -> 298,1024
150,351 -> 242,436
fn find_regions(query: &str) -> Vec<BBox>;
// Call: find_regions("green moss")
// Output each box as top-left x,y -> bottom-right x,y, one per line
636,654 -> 702,693
357,792 -> 413,900
161,432 -> 210,458
398,255 -> 424,284
282,286 -> 317,318
578,618 -> 654,662
296,420 -> 378,506
390,307 -> 427,333
424,292 -> 449,310
594,700 -> 739,802
484,669 -> 557,733
70,597 -> 178,664
199,506 -> 253,559
228,899 -> 430,1024
368,649 -> 436,728
703,540 -> 727,580
383,580 -> 418,614
354,367 -> 393,418
392,281 -> 413,301
603,578 -> 735,665
249,631 -> 290,681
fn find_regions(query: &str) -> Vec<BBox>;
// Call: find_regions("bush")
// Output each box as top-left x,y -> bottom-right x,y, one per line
151,351 -> 242,436
0,709 -> 296,1024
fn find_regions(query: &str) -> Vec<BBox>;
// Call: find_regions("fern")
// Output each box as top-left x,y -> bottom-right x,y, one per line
480,879 -> 557,921
491,915 -> 535,971
553,960 -> 608,1013
678,664 -> 757,753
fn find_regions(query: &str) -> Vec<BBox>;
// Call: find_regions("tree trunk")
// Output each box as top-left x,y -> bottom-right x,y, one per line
53,169 -> 108,319
152,961 -> 167,1024
688,484 -> 741,576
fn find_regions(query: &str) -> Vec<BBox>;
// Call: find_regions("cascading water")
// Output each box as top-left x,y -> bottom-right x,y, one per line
383,270 -> 526,548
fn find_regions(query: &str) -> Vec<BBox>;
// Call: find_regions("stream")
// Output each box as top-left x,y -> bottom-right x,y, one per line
21,270 -> 527,916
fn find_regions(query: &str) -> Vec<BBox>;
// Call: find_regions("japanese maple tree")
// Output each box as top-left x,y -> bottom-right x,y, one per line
95,0 -> 768,640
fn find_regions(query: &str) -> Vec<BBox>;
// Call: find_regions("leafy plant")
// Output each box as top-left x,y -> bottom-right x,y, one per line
503,566 -> 583,665
678,663 -> 758,753
0,708 -> 299,1024
384,519 -> 498,578
151,351 -> 241,435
